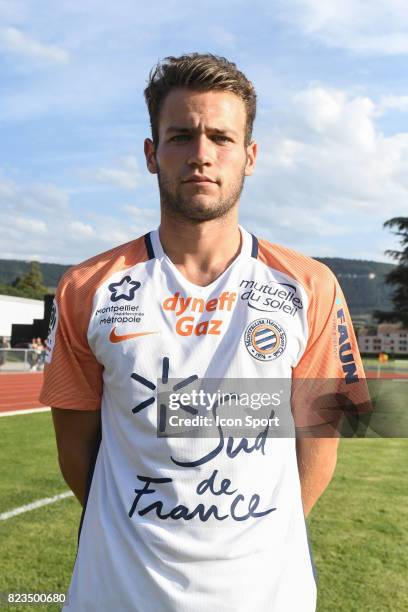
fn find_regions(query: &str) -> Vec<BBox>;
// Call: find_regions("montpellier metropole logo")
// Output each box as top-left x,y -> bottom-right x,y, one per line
104,275 -> 157,343
244,318 -> 287,362
108,275 -> 141,302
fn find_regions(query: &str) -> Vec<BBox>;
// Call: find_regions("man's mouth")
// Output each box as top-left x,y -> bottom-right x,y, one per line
183,176 -> 217,184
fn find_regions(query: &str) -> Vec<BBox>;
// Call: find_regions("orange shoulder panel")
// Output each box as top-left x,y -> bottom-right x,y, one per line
257,238 -> 370,428
40,236 -> 150,410
258,238 -> 339,369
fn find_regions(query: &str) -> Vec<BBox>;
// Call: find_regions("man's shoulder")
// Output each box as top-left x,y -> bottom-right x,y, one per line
257,238 -> 336,289
58,234 -> 150,295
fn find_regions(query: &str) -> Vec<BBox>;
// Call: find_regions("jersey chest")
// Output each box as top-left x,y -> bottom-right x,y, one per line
87,260 -> 308,383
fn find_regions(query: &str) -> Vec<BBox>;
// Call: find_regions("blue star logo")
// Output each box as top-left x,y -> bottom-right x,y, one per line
131,357 -> 198,433
109,275 -> 141,302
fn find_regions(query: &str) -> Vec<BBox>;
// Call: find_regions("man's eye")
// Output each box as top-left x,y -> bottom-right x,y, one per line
212,135 -> 231,143
170,135 -> 190,142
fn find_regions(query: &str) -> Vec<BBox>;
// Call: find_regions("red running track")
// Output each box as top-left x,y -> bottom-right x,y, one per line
0,372 -> 46,413
365,370 -> 408,379
0,369 -> 405,415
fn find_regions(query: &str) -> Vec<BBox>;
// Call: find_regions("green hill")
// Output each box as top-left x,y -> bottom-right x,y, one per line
315,258 -> 394,316
0,257 -> 395,317
0,260 -> 69,291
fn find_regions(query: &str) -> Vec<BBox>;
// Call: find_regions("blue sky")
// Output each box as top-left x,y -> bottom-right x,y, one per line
1,0 -> 407,264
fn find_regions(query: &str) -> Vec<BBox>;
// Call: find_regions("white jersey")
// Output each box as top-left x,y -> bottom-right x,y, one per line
40,226 -> 368,611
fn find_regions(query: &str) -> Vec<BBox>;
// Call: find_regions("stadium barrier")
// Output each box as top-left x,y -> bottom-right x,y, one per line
0,348 -> 45,372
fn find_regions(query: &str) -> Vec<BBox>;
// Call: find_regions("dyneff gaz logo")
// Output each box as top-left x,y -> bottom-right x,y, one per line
244,319 -> 287,362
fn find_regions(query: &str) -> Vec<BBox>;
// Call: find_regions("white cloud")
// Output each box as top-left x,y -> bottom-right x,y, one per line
69,221 -> 94,237
118,204 -> 160,241
0,171 -> 159,263
9,215 -> 47,234
0,176 -> 15,198
378,95 -> 408,114
292,87 -> 377,151
0,26 -> 69,63
278,0 -> 408,55
0,176 -> 69,214
253,85 -> 408,210
23,183 -> 69,212
0,0 -> 405,265
83,156 -> 140,190
241,83 -> 408,260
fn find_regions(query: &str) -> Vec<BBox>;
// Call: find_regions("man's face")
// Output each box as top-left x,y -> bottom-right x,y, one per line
144,88 -> 257,222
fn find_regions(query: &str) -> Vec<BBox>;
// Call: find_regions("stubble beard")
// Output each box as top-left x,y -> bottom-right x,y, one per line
157,166 -> 246,223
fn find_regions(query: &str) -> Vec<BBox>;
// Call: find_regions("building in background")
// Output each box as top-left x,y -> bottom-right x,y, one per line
0,294 -> 54,347
10,295 -> 54,347
358,323 -> 408,356
0,295 -> 45,341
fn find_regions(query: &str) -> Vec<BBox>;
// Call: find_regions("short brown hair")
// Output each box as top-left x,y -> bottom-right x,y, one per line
144,53 -> 257,146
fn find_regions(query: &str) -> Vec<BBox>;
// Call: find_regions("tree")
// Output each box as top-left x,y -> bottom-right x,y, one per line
12,262 -> 48,299
375,217 -> 408,326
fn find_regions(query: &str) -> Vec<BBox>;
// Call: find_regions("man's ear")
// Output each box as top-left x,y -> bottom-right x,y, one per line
244,140 -> 257,176
144,138 -> 158,174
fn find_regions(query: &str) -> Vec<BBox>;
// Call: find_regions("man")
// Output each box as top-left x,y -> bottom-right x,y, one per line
40,53 -> 369,611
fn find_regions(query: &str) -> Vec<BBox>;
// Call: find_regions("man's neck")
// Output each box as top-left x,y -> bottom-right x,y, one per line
158,212 -> 241,287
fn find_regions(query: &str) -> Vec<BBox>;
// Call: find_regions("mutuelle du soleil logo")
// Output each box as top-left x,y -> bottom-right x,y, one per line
109,275 -> 141,302
239,279 -> 303,317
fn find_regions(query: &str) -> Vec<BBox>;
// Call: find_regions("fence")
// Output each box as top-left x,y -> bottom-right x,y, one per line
0,349 -> 45,372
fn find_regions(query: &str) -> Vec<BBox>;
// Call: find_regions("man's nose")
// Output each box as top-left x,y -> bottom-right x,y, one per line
187,134 -> 213,166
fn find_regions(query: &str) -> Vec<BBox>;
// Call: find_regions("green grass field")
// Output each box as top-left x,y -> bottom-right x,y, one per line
1,412 -> 407,611
362,357 -> 408,369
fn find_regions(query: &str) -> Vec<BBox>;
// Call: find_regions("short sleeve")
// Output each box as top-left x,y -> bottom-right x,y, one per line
291,267 -> 372,431
39,271 -> 103,410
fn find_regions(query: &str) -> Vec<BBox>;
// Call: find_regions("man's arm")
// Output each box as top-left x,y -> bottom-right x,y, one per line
296,436 -> 339,517
52,408 -> 101,507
